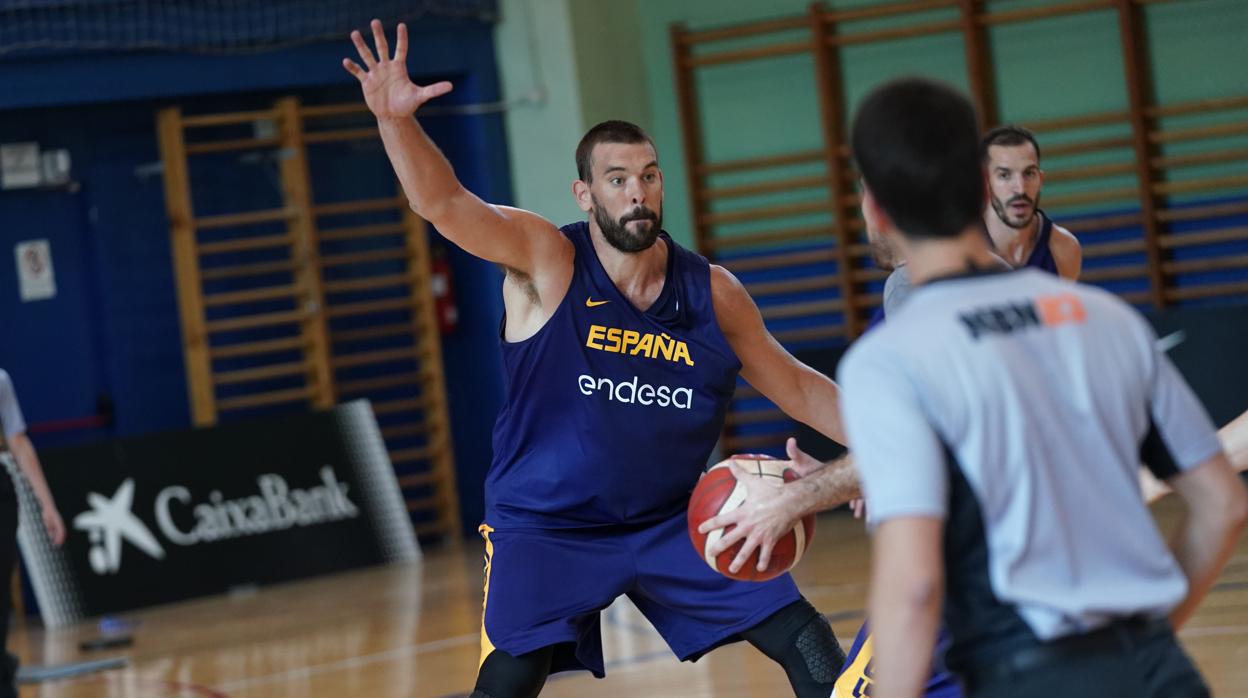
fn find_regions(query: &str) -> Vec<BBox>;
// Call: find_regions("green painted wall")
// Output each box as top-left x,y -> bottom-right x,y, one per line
632,0 -> 1248,248
569,0 -> 652,129
493,0 -> 1246,246
494,0 -> 653,227
495,0 -> 586,225
1145,0 -> 1248,191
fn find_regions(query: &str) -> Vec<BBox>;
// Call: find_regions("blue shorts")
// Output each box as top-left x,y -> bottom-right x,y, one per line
834,621 -> 963,698
478,511 -> 801,677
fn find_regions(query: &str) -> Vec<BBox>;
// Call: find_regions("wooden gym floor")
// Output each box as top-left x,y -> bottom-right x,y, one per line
11,495 -> 1248,697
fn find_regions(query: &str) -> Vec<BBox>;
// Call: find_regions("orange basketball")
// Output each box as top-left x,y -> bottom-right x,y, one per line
687,453 -> 816,582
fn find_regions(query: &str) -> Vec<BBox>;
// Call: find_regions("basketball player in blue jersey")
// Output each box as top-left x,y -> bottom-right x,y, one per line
982,124 -> 1081,280
865,123 -> 1077,333
343,21 -> 860,698
868,123 -> 1078,333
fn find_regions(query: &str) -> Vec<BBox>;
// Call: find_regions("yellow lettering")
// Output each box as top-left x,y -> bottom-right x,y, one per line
657,333 -> 675,361
673,341 -> 694,366
587,327 -> 694,365
605,328 -> 623,353
634,333 -> 655,357
621,330 -> 640,355
586,325 -> 606,350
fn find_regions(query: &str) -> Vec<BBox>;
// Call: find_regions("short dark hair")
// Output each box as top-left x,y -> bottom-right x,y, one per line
575,120 -> 655,183
851,78 -> 984,241
981,124 -> 1041,162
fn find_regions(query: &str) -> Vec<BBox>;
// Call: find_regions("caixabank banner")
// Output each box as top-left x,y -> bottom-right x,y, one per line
8,400 -> 419,627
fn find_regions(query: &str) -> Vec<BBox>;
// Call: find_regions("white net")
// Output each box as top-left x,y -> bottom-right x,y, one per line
0,0 -> 496,55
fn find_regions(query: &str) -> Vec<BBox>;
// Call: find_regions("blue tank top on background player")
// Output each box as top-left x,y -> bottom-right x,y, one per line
870,210 -> 1061,329
1021,209 -> 1059,275
485,222 -> 741,529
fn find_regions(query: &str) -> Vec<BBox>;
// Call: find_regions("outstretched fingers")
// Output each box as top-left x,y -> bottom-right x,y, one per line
395,22 -> 408,62
342,58 -> 365,81
423,81 -> 454,100
350,30 -> 377,68
370,19 -> 390,61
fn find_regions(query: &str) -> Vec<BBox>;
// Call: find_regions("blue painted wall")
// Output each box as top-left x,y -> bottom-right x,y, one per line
0,18 -> 508,535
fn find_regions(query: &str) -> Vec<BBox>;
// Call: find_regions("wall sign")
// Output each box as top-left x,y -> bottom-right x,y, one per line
14,239 -> 56,302
11,400 -> 419,627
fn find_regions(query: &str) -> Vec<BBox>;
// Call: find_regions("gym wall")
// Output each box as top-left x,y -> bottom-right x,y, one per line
0,6 -> 508,534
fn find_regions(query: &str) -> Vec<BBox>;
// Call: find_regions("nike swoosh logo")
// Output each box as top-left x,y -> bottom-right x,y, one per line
586,298 -> 610,308
1155,330 -> 1186,354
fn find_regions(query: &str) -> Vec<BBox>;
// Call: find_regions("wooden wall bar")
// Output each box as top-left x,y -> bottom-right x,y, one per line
671,0 -> 1246,452
158,98 -> 461,542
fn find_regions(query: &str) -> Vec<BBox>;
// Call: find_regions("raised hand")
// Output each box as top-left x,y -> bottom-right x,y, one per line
342,20 -> 453,120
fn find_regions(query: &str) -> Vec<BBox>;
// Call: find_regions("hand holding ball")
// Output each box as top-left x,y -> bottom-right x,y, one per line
688,454 -> 816,582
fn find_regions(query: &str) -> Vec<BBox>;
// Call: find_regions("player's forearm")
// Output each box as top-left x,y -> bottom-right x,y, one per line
789,455 -> 860,516
376,116 -> 466,222
789,368 -> 846,445
1147,415 -> 1248,504
870,573 -> 941,698
1168,499 -> 1247,628
10,434 -> 55,510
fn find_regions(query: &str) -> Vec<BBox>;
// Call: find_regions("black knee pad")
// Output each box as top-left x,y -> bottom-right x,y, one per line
473,646 -> 553,698
742,598 -> 846,697
793,612 -> 845,685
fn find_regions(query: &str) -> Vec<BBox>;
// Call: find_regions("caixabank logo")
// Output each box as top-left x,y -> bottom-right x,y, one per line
71,466 -> 359,575
71,479 -> 166,574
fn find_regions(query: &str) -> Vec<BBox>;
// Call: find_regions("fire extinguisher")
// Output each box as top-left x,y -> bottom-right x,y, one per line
430,241 -> 459,334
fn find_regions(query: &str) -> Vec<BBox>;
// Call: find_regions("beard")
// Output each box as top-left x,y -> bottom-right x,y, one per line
592,195 -> 662,253
990,191 -> 1040,229
867,229 -> 897,270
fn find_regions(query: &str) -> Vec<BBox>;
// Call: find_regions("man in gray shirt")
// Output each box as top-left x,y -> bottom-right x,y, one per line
0,369 -> 65,698
0,370 -> 63,545
839,78 -> 1246,698
881,263 -> 913,317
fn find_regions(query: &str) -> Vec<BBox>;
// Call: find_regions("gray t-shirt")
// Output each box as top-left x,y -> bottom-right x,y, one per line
884,255 -> 1010,318
0,370 -> 26,441
840,269 -> 1221,645
882,264 -> 914,317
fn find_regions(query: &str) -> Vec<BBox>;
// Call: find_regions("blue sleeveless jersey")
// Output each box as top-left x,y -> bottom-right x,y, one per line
1023,210 -> 1059,275
873,212 -> 1062,328
485,222 -> 741,529
984,209 -> 1058,275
